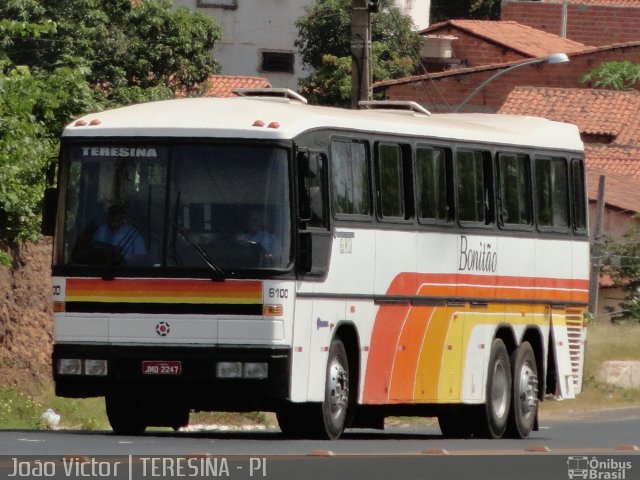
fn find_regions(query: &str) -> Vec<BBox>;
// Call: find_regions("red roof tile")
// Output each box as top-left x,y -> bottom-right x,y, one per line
587,168 -> 640,211
421,20 -> 591,58
499,87 -> 640,144
202,75 -> 271,98
585,145 -> 640,180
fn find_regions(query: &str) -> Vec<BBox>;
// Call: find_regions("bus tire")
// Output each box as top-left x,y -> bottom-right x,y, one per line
106,394 -> 147,436
320,337 -> 351,440
476,338 -> 511,439
276,403 -> 310,437
507,342 -> 539,438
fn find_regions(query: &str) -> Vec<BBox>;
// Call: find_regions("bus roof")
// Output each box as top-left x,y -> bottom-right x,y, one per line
63,97 -> 584,153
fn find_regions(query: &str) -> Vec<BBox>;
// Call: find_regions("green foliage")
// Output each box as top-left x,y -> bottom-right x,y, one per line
296,0 -> 422,106
581,61 -> 640,91
601,216 -> 640,322
0,65 -> 96,244
0,0 -> 222,253
430,0 -> 500,23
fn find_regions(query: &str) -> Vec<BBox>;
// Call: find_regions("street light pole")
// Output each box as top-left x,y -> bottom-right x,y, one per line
453,53 -> 570,113
351,0 -> 372,109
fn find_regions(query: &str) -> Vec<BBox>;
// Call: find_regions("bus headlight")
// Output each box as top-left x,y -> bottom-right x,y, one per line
84,359 -> 108,376
243,362 -> 268,379
216,362 -> 243,378
57,359 -> 83,376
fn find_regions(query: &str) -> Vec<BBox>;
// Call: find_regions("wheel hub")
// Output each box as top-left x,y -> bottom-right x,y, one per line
328,358 -> 349,419
518,364 -> 539,415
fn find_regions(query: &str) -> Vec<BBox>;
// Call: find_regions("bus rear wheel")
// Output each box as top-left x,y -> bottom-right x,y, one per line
474,338 -> 511,439
507,342 -> 539,438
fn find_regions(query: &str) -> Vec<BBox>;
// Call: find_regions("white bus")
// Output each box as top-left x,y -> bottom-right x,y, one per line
44,89 -> 589,439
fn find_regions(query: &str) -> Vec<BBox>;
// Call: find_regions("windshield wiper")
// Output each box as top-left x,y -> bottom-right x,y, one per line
175,222 -> 226,281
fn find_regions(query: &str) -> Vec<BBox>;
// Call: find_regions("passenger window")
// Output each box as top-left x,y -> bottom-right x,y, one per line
498,153 -> 532,226
456,149 -> 493,225
416,146 -> 449,222
330,140 -> 370,218
535,157 -> 569,229
376,144 -> 404,219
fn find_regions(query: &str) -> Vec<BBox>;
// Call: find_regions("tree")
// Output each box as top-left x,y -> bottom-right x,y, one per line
602,218 -> 640,322
0,0 -> 222,263
430,0 -> 500,23
295,0 -> 422,106
581,61 -> 640,91
0,0 -> 222,101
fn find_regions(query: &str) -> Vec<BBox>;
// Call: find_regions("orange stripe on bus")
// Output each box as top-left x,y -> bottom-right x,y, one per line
387,306 -> 434,402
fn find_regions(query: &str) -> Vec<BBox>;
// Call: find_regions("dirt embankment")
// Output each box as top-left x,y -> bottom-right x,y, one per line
0,239 -> 53,389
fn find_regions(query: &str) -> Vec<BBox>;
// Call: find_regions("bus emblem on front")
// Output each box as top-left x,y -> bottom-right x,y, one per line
155,322 -> 171,336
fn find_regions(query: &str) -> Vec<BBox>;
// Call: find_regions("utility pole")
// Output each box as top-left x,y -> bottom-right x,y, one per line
588,175 -> 606,319
351,0 -> 373,109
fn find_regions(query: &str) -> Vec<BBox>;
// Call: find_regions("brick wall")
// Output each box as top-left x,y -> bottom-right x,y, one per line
502,1 -> 640,46
381,44 -> 640,112
428,26 -> 528,67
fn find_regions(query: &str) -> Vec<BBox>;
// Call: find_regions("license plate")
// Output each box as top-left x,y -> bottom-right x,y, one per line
142,361 -> 182,375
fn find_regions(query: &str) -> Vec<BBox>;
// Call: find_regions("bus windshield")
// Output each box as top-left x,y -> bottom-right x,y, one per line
60,143 -> 292,273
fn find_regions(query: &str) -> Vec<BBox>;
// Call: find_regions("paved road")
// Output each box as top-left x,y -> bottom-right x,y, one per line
0,408 -> 638,480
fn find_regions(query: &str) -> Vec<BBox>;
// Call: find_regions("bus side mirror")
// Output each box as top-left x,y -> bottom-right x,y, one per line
297,152 -> 312,224
41,187 -> 58,236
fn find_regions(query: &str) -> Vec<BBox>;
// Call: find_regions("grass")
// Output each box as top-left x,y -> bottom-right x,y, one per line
1,321 -> 638,430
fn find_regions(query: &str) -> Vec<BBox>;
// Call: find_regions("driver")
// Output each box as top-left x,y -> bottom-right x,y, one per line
237,209 -> 278,258
93,204 -> 147,259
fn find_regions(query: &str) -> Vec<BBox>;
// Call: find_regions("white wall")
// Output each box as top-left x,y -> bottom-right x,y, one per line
175,0 -> 431,91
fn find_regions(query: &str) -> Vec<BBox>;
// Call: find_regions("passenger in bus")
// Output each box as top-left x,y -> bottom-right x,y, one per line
93,204 -> 147,260
237,209 -> 278,260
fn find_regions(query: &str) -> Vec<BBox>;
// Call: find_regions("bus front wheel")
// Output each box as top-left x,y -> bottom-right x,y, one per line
321,338 -> 351,439
106,395 -> 147,436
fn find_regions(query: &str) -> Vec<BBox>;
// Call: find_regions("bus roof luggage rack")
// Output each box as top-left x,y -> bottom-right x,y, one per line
358,100 -> 431,116
233,88 -> 308,104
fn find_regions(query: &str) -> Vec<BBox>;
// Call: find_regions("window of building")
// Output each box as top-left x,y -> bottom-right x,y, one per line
416,146 -> 450,223
498,152 -> 532,227
535,156 -> 569,229
330,140 -> 371,218
261,51 -> 295,73
197,0 -> 237,9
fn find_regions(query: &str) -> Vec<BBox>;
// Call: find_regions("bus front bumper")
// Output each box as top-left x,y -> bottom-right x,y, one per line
52,343 -> 290,410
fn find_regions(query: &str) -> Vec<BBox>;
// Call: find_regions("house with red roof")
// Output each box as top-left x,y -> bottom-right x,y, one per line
420,20 -> 590,69
376,41 -> 640,113
502,0 -> 640,47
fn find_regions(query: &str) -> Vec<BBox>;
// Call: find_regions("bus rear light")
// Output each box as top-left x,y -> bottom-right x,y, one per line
263,304 -> 283,316
57,359 -> 83,376
216,362 -> 242,378
252,120 -> 265,127
267,121 -> 280,129
74,120 -> 87,127
89,119 -> 101,126
52,301 -> 66,313
84,359 -> 108,376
